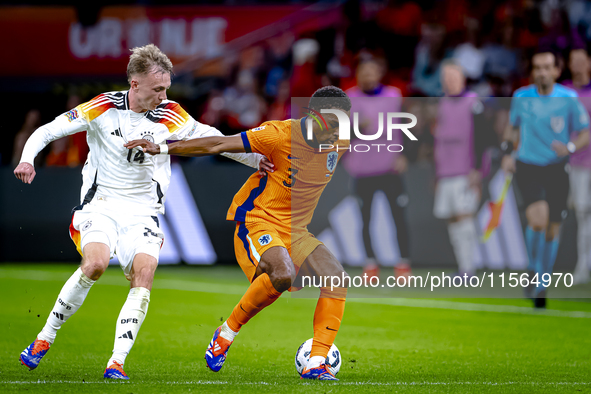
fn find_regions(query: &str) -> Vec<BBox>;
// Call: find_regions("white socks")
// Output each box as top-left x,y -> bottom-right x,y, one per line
108,287 -> 150,367
38,268 -> 95,344
220,321 -> 239,342
448,218 -> 477,275
35,270 -> 151,368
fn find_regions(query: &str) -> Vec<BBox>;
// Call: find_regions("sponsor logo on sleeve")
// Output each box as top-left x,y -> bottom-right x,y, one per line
188,121 -> 197,137
65,109 -> 79,122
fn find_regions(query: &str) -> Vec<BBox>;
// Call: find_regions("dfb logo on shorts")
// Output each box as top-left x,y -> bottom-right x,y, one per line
82,220 -> 92,231
258,234 -> 272,246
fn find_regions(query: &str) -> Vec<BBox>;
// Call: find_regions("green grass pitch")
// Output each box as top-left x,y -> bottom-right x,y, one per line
1,264 -> 590,393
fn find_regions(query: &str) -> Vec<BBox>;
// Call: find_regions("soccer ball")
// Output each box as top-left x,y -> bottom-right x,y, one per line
294,338 -> 341,376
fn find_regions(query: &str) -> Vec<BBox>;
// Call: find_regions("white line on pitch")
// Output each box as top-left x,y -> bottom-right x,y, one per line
347,298 -> 591,318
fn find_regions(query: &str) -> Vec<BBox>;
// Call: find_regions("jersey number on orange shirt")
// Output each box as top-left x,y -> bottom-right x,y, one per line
283,168 -> 299,188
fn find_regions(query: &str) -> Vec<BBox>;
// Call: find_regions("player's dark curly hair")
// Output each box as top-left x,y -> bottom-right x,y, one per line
308,86 -> 351,113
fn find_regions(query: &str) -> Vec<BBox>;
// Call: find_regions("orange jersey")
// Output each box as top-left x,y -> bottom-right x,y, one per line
227,118 -> 349,234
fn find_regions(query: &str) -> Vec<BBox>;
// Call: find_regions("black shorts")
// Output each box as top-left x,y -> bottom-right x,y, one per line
514,160 -> 569,222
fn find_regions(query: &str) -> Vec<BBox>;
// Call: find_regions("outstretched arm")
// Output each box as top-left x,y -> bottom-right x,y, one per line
125,134 -> 275,175
125,134 -> 246,156
14,111 -> 88,184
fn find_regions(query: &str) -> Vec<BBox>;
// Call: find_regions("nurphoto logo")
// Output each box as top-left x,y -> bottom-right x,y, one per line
304,108 -> 418,152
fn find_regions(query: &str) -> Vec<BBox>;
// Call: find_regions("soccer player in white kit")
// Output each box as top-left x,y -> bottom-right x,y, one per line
13,44 -> 267,379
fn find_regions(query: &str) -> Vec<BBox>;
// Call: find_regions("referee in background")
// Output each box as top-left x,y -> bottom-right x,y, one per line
502,50 -> 590,308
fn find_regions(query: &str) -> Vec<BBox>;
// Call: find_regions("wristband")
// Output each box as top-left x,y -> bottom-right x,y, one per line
567,142 -> 576,154
500,141 -> 513,155
159,144 -> 169,155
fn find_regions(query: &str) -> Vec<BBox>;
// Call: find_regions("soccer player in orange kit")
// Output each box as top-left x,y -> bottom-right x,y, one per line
126,86 -> 351,380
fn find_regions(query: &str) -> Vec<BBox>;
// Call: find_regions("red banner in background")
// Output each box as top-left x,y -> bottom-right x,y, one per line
0,5 -> 304,77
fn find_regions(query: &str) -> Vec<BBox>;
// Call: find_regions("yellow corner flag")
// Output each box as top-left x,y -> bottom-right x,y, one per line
481,174 -> 513,242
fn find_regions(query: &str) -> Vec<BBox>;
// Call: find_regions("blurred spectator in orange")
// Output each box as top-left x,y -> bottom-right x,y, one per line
46,94 -> 88,167
45,136 -> 69,166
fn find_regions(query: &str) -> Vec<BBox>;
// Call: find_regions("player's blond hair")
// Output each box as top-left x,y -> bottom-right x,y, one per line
127,44 -> 173,84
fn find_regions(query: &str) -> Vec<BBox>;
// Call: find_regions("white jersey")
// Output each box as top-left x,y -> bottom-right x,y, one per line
20,90 -> 262,216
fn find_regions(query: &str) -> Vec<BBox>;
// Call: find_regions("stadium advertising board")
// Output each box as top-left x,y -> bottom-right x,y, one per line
0,5 -> 303,76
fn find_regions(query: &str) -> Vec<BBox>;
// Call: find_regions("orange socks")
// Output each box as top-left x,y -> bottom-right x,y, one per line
226,273 -> 282,332
310,287 -> 347,358
226,277 -> 346,360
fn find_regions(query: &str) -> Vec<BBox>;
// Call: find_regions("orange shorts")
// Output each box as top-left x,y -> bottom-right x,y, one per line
234,221 -> 323,282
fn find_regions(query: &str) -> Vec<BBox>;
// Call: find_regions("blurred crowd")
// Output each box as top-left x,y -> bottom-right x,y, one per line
6,0 -> 591,168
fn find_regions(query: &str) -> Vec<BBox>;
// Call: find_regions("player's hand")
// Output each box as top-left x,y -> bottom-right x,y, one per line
501,155 -> 516,174
124,139 -> 160,155
551,141 -> 569,157
394,155 -> 408,174
258,156 -> 275,176
14,162 -> 36,184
